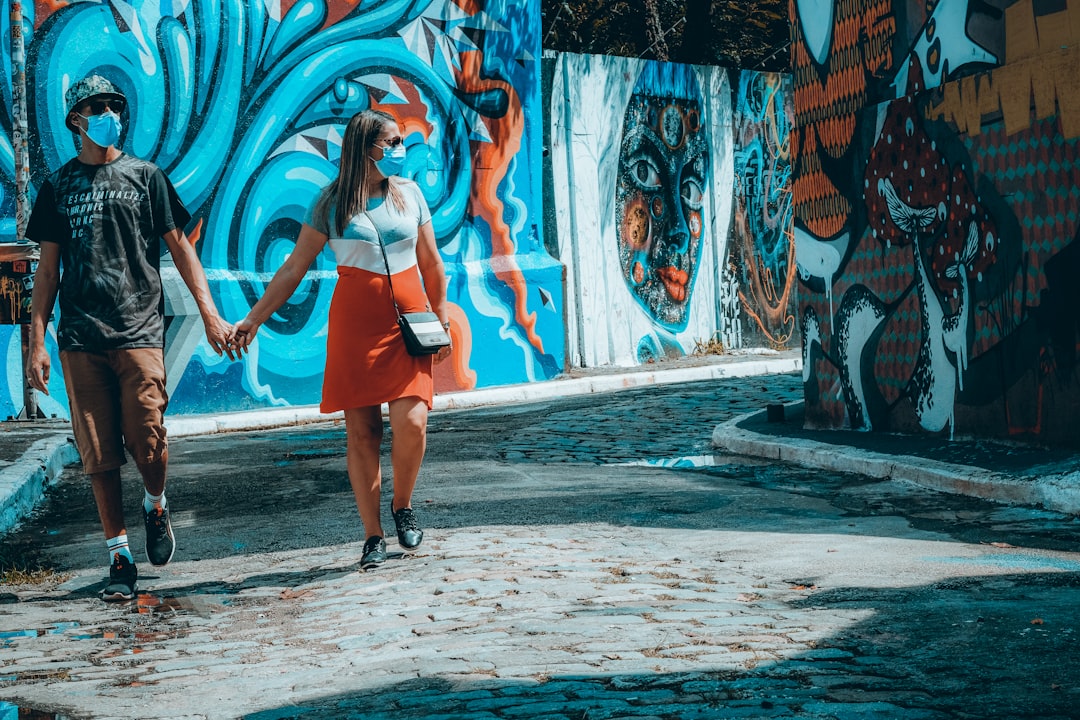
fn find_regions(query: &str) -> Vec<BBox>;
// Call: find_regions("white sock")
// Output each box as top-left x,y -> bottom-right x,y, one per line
106,534 -> 133,564
143,490 -> 166,514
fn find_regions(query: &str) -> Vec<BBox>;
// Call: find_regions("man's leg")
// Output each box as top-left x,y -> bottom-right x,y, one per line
89,469 -> 126,539
60,351 -> 137,600
60,351 -> 126,542
136,453 -> 167,498
113,349 -> 173,566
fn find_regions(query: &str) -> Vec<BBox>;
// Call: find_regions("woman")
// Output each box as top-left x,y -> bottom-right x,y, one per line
234,109 -> 450,569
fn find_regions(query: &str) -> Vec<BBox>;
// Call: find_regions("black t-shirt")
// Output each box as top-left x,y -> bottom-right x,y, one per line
26,154 -> 191,352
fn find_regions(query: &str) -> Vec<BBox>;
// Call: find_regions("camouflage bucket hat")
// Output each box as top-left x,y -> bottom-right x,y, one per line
65,75 -> 126,131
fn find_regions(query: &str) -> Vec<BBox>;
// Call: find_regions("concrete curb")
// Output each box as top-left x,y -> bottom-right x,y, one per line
711,402 -> 1080,516
0,435 -> 80,536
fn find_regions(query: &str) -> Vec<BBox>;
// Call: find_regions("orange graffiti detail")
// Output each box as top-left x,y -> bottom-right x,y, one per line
322,0 -> 364,30
688,210 -> 701,239
736,223 -> 797,348
0,275 -> 26,322
372,84 -> 435,141
925,0 -> 1080,138
791,0 -> 894,237
454,0 -> 481,12
33,1 -> 67,29
454,51 -> 543,355
621,196 -> 650,248
187,218 -> 203,247
433,302 -> 477,393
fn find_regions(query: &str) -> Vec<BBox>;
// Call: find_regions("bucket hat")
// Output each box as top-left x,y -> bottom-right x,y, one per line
65,75 -> 126,131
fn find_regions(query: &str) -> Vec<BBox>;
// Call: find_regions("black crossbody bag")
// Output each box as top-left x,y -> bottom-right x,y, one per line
369,214 -> 450,356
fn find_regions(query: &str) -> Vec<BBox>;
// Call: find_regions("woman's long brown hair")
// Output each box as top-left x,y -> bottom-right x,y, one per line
314,109 -> 407,235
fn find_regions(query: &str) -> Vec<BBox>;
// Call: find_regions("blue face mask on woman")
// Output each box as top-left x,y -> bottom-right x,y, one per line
78,110 -> 123,149
370,144 -> 406,178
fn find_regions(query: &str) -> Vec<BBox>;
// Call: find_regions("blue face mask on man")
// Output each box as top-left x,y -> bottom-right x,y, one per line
78,110 -> 123,149
370,144 -> 406,178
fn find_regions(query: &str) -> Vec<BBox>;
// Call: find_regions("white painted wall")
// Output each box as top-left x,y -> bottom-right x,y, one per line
550,52 -> 735,369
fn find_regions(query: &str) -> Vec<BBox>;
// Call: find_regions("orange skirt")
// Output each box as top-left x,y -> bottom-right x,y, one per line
321,265 -> 433,413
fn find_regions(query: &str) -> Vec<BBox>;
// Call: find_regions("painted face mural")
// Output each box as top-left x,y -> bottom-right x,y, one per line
615,62 -> 709,331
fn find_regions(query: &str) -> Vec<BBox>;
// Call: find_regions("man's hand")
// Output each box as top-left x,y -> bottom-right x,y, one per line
26,342 -> 50,394
204,314 -> 239,360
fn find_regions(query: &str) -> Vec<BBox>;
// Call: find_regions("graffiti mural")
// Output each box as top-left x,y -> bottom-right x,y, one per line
793,0 -> 1080,446
0,0 -> 561,419
726,70 -> 796,350
550,52 -> 735,367
614,63 -> 710,334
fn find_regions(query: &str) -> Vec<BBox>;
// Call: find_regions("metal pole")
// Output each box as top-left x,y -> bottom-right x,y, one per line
11,1 -> 28,239
10,1 -> 38,420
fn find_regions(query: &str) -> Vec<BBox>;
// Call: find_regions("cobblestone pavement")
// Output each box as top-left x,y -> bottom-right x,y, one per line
2,374 -> 1080,719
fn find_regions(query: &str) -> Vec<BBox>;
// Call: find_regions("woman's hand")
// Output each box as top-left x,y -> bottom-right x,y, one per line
232,317 -> 261,353
434,341 -> 452,364
230,222 -> 328,355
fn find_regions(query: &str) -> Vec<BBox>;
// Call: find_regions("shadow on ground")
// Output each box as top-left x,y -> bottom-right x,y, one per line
233,571 -> 1080,719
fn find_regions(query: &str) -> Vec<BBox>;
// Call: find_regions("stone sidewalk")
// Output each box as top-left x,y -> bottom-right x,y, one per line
2,346 -> 1078,541
0,351 -> 802,537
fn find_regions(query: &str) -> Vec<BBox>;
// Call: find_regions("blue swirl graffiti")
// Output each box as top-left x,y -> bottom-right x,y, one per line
0,0 -> 558,418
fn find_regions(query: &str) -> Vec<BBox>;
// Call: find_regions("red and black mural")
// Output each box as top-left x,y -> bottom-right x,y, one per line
793,0 -> 1080,446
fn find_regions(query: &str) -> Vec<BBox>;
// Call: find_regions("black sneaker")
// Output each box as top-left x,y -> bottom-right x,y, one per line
392,506 -> 423,551
144,505 -> 176,567
361,536 -> 387,570
100,554 -> 138,602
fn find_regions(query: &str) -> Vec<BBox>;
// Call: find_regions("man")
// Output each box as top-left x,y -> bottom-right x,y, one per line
25,74 -> 237,601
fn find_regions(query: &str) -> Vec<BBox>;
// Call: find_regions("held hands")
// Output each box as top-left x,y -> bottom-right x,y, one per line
205,313 -> 261,360
210,315 -> 446,359
231,317 -> 260,354
204,314 -> 242,360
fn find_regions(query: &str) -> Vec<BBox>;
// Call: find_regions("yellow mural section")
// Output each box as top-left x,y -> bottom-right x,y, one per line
926,0 -> 1080,138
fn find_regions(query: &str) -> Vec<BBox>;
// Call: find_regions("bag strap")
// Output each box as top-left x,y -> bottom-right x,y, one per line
365,212 -> 403,319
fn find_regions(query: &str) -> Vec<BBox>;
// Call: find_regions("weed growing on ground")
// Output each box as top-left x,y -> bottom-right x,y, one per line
1,566 -> 70,586
692,336 -> 725,356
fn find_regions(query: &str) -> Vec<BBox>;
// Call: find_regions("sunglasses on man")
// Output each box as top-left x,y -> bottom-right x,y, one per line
81,98 -> 125,115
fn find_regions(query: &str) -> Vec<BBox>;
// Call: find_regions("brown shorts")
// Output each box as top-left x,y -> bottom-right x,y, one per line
60,348 -> 169,475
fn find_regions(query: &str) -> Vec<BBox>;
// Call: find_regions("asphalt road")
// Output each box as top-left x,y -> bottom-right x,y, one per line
2,374 -> 1079,719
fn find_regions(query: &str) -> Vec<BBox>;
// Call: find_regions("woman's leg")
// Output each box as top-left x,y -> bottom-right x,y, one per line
387,397 -> 429,512
344,406 -> 385,539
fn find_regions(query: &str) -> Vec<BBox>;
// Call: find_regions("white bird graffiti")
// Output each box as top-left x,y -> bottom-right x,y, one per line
878,177 -> 977,438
